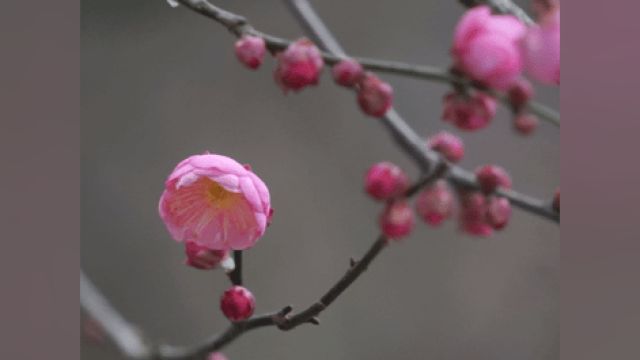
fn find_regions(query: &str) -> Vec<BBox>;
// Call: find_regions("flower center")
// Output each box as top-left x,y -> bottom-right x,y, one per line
205,180 -> 241,208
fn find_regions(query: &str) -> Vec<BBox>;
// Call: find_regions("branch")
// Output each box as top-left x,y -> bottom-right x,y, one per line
458,0 -> 535,25
226,250 -> 243,285
81,166 -> 447,359
174,0 -> 558,126
81,271 -> 153,359
285,0 -> 559,223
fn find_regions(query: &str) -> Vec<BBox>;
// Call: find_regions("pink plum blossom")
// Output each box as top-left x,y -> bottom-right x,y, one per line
332,58 -> 364,87
379,201 -> 415,239
220,286 -> 255,322
159,153 -> 271,251
459,191 -> 493,237
523,7 -> 560,85
357,72 -> 393,118
452,5 -> 526,90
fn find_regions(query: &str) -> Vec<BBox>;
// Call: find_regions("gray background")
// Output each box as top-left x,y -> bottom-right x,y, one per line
81,1 -> 559,359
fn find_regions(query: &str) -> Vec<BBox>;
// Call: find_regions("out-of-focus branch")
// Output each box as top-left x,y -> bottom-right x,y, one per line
174,0 -> 559,126
81,272 -> 153,359
458,0 -> 535,25
285,0 -> 559,223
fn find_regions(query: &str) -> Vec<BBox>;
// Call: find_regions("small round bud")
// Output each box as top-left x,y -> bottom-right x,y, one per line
475,165 -> 512,193
332,59 -> 364,87
220,286 -> 255,322
508,78 -> 534,111
364,162 -> 409,201
427,131 -> 465,163
208,353 -> 228,360
415,180 -> 454,226
442,91 -> 496,131
357,73 -> 393,117
184,242 -> 231,270
552,188 -> 560,212
513,114 -> 539,135
379,201 -> 415,239
486,196 -> 512,230
459,191 -> 493,237
234,36 -> 266,70
274,38 -> 324,92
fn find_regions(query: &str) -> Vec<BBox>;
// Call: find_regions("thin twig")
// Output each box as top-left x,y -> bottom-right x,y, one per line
285,0 -> 559,223
458,0 -> 535,25
81,169 -> 446,358
226,251 -> 243,285
174,0 -> 559,126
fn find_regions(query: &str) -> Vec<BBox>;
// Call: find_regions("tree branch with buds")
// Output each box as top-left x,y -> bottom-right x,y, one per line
82,0 -> 559,358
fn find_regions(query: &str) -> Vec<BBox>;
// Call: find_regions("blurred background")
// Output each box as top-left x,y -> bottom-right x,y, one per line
81,0 -> 559,359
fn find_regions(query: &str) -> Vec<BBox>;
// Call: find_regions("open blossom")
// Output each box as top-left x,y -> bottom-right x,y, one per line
442,91 -> 497,131
274,38 -> 324,92
159,153 -> 272,251
523,7 -> 560,85
452,5 -> 526,90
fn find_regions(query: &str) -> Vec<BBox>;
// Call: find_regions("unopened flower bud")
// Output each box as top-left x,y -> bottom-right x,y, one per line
184,241 -> 232,271
427,131 -> 465,163
513,114 -> 539,135
220,286 -> 255,322
475,165 -> 512,193
364,162 -> 409,201
442,91 -> 496,131
332,58 -> 364,87
379,201 -> 415,239
459,191 -> 493,237
486,196 -> 512,230
234,36 -> 266,70
415,180 -> 454,226
508,78 -> 534,111
357,73 -> 393,117
274,38 -> 324,92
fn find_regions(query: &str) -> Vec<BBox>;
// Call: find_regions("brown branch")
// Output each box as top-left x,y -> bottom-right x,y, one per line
226,250 -> 243,285
81,168 -> 446,358
174,0 -> 558,126
285,0 -> 559,223
458,0 -> 535,25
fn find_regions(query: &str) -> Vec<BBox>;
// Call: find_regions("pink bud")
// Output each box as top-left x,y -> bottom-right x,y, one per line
158,153 -> 272,251
513,114 -> 539,135
234,36 -> 266,70
523,8 -> 560,85
184,241 -> 230,270
475,165 -> 512,193
274,38 -> 324,92
332,58 -> 364,87
415,180 -> 454,226
442,91 -> 497,131
553,188 -> 560,212
357,73 -> 393,117
220,286 -> 255,322
379,201 -> 415,239
364,162 -> 409,201
508,78 -> 534,111
452,6 -> 526,90
208,353 -> 228,360
427,131 -> 465,163
486,196 -> 511,230
459,191 -> 493,237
